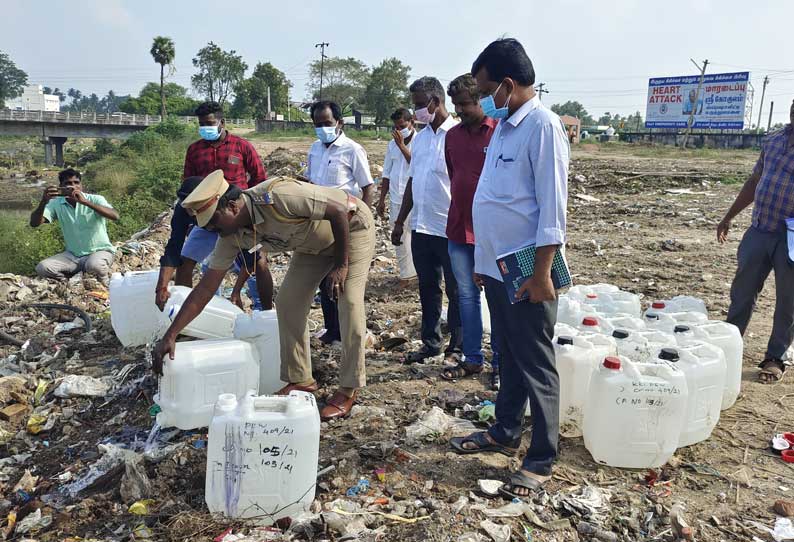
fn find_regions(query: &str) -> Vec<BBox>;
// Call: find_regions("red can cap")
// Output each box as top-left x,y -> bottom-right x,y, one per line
586,294 -> 598,299
582,317 -> 599,327
652,301 -> 666,309
603,356 -> 621,370
782,449 -> 794,463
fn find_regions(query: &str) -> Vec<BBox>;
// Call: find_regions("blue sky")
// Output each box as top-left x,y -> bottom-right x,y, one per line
2,0 -> 793,124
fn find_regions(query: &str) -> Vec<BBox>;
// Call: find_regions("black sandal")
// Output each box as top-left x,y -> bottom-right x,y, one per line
759,358 -> 787,383
450,431 -> 519,457
498,471 -> 547,499
403,346 -> 441,364
440,361 -> 483,381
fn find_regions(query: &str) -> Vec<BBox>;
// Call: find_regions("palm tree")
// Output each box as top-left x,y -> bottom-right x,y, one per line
150,36 -> 175,119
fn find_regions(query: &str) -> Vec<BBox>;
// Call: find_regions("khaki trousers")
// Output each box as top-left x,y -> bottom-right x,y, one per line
36,250 -> 115,285
276,206 -> 376,389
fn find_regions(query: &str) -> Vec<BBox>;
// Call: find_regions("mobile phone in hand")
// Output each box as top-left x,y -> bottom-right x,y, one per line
59,187 -> 73,196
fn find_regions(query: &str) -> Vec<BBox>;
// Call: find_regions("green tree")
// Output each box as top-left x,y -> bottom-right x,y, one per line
191,42 -> 247,106
363,58 -> 410,123
308,56 -> 370,112
550,100 -> 594,126
150,36 -> 176,118
231,62 -> 291,118
0,51 -> 28,106
120,82 -> 199,116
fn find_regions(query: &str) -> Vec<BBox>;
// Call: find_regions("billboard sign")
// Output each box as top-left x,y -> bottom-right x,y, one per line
645,71 -> 749,129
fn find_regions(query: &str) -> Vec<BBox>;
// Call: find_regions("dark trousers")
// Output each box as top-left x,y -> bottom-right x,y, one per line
411,231 -> 462,353
320,277 -> 341,342
483,275 -> 559,476
727,226 -> 794,359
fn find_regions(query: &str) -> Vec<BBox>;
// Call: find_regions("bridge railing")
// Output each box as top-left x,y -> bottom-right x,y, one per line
0,110 -> 255,127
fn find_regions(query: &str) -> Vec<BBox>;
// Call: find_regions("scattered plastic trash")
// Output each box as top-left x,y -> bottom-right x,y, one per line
374,468 -> 386,483
750,517 -> 794,541
120,458 -> 152,504
346,478 -> 371,497
128,499 -> 155,515
670,503 -> 694,542
478,479 -> 504,497
64,443 -> 137,498
133,523 -> 154,538
557,486 -> 612,522
577,521 -> 618,542
34,379 -> 49,404
458,533 -> 488,542
54,374 -> 110,398
54,317 -> 86,335
481,519 -> 511,542
405,406 -> 477,445
26,413 -> 48,434
478,403 -> 496,422
14,508 -> 52,534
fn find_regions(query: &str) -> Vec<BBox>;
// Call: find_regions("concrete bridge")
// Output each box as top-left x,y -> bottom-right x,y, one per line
0,109 -> 188,166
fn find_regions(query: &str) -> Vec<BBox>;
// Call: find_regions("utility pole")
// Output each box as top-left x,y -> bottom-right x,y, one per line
287,86 -> 291,122
756,75 -> 769,131
315,42 -> 329,100
535,82 -> 549,101
681,58 -> 708,149
767,101 -> 774,132
267,86 -> 272,119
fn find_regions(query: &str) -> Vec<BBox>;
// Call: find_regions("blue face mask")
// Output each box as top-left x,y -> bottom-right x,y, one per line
315,126 -> 339,144
479,82 -> 511,120
199,125 -> 221,141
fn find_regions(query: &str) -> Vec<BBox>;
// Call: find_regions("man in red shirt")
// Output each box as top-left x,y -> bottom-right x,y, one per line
441,74 -> 501,389
156,101 -> 270,310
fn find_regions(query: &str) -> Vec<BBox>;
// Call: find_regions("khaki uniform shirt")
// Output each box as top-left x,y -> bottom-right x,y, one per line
207,177 -> 367,270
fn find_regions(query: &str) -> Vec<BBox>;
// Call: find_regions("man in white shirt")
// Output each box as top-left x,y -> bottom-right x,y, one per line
449,39 -> 569,499
309,100 -> 374,344
392,77 -> 462,363
377,108 -> 417,283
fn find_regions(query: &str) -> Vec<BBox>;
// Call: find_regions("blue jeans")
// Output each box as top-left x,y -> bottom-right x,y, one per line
448,241 -> 500,368
182,226 -> 261,310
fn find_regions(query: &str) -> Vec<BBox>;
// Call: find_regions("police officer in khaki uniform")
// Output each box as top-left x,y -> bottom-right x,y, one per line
152,170 -> 376,421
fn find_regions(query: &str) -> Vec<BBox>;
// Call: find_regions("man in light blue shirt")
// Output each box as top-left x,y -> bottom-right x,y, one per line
30,168 -> 119,285
449,38 -> 569,499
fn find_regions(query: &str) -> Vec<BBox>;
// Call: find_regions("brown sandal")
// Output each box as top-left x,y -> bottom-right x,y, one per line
759,358 -> 787,384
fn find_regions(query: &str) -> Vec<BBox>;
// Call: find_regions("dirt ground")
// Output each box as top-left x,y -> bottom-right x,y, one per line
1,138 -> 793,542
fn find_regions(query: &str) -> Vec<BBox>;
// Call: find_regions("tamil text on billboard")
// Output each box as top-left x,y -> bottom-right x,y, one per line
645,71 -> 749,129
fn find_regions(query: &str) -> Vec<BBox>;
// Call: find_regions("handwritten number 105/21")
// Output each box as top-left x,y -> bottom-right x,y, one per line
261,460 -> 294,472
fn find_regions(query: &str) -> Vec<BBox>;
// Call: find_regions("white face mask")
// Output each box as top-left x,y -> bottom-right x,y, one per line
399,127 -> 413,138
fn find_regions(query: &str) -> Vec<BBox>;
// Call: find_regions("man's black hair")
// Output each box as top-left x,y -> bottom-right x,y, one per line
58,168 -> 81,184
217,185 -> 243,210
447,74 -> 479,101
390,108 -> 413,122
177,176 -> 204,201
409,77 -> 445,105
195,101 -> 224,118
471,38 -> 535,86
310,101 -> 343,122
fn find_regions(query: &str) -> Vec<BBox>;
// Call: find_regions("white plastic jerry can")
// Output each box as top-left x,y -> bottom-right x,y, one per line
583,355 -> 688,469
648,296 -> 709,317
109,270 -> 170,347
234,311 -> 287,395
165,285 -> 243,340
205,391 -> 321,523
661,344 -> 726,447
556,334 -> 616,436
687,321 -> 743,410
643,310 -> 708,334
155,339 -> 260,430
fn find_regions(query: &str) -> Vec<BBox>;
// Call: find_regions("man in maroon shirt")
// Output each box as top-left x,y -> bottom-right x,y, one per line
440,74 -> 501,389
157,101 -> 271,309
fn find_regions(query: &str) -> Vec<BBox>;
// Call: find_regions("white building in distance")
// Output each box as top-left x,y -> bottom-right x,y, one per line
4,85 -> 61,112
